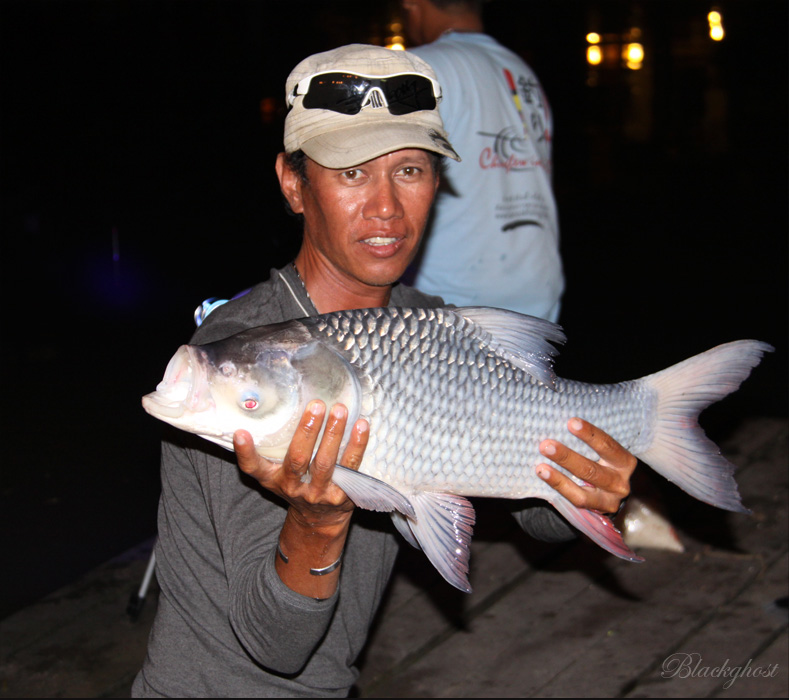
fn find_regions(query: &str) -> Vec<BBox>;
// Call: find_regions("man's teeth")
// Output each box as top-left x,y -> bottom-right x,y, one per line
365,237 -> 397,246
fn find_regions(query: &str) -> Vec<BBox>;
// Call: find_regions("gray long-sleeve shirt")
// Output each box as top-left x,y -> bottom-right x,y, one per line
133,265 -> 573,697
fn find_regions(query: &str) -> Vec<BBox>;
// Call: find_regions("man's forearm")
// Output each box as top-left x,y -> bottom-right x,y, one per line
275,507 -> 351,599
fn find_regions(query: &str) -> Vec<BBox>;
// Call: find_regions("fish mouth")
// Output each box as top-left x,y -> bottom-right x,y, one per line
142,345 -> 211,420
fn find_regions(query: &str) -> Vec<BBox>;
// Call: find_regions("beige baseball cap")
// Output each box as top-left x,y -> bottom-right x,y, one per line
283,44 -> 460,169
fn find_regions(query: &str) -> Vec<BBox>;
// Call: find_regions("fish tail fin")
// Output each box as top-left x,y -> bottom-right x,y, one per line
638,340 -> 773,513
550,495 -> 644,561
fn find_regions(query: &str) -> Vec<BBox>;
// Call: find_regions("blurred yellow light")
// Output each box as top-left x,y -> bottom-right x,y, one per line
708,9 -> 724,41
586,45 -> 602,65
623,42 -> 644,70
387,43 -> 405,51
626,43 -> 644,62
586,32 -> 601,44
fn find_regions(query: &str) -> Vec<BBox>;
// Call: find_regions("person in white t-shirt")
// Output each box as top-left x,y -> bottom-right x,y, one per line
402,0 -> 564,322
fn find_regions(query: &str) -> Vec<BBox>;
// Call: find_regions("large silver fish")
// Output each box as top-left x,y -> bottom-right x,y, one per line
142,307 -> 772,591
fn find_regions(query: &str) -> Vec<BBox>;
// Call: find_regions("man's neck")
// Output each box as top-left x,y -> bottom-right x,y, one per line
292,252 -> 392,314
424,9 -> 484,43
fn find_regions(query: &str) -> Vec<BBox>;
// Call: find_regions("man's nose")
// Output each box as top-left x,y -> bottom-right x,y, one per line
363,178 -> 403,220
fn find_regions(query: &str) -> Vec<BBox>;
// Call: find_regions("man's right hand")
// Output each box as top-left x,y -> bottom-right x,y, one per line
233,400 -> 369,598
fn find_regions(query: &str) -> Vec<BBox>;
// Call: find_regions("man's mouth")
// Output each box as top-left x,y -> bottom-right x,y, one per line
363,236 -> 400,246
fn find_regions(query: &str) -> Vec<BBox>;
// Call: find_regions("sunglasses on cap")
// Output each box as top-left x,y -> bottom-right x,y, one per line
288,71 -> 442,116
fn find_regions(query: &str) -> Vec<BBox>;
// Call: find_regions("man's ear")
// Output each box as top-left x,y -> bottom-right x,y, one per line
275,152 -> 304,214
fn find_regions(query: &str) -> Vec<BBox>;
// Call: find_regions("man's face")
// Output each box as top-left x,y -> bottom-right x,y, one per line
284,149 -> 439,290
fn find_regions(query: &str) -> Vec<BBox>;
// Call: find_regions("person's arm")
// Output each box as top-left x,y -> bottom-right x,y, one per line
514,418 -> 636,540
194,401 -> 368,674
233,400 -> 369,600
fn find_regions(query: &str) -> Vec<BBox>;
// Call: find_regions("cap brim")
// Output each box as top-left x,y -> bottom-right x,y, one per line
300,121 -> 460,169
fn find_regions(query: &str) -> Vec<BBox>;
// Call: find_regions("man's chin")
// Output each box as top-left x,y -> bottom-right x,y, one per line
358,263 -> 414,290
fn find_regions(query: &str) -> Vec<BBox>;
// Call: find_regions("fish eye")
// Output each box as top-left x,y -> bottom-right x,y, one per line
220,363 -> 236,377
240,392 -> 260,411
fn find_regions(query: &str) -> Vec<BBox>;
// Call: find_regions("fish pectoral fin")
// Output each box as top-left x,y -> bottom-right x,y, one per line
391,512 -> 421,550
407,491 -> 477,593
455,307 -> 565,388
331,465 -> 415,519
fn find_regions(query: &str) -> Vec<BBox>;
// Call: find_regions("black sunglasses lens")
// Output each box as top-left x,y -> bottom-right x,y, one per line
381,75 -> 437,115
300,73 -> 437,115
302,73 -> 371,115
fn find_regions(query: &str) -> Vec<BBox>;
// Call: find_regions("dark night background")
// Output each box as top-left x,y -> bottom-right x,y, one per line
1,0 -> 786,620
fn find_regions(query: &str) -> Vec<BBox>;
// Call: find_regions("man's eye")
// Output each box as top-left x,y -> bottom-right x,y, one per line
343,169 -> 362,180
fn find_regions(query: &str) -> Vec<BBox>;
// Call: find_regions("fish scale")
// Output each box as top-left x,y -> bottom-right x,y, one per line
143,304 -> 772,591
306,307 -> 652,498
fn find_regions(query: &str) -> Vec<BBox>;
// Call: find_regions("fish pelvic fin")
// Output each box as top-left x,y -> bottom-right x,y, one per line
331,470 -> 477,591
638,340 -> 774,513
331,465 -> 415,519
406,491 -> 477,593
550,496 -> 644,562
455,307 -> 565,388
391,512 -> 421,550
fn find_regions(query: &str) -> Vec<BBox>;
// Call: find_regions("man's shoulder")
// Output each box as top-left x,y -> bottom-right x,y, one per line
410,33 -> 530,89
411,32 -> 501,62
189,272 -> 446,345
190,270 -> 285,344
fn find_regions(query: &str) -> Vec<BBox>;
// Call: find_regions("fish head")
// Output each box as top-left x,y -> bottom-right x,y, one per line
142,321 -> 361,460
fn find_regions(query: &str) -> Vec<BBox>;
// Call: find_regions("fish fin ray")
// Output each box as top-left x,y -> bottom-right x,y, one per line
391,512 -> 421,550
331,466 -> 415,519
637,340 -> 773,512
454,307 -> 565,388
550,496 -> 644,562
406,491 -> 477,593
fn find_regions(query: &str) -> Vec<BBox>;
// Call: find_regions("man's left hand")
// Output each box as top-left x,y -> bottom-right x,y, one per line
536,417 -> 636,516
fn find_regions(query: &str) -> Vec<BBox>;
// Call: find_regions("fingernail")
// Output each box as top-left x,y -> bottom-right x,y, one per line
542,442 -> 556,456
235,432 -> 247,446
309,401 -> 323,416
537,466 -> 550,480
569,418 -> 583,432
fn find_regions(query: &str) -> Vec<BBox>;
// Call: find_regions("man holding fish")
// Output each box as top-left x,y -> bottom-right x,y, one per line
133,44 -> 637,697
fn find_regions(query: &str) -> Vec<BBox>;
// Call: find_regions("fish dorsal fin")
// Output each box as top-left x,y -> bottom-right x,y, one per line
454,307 -> 566,388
